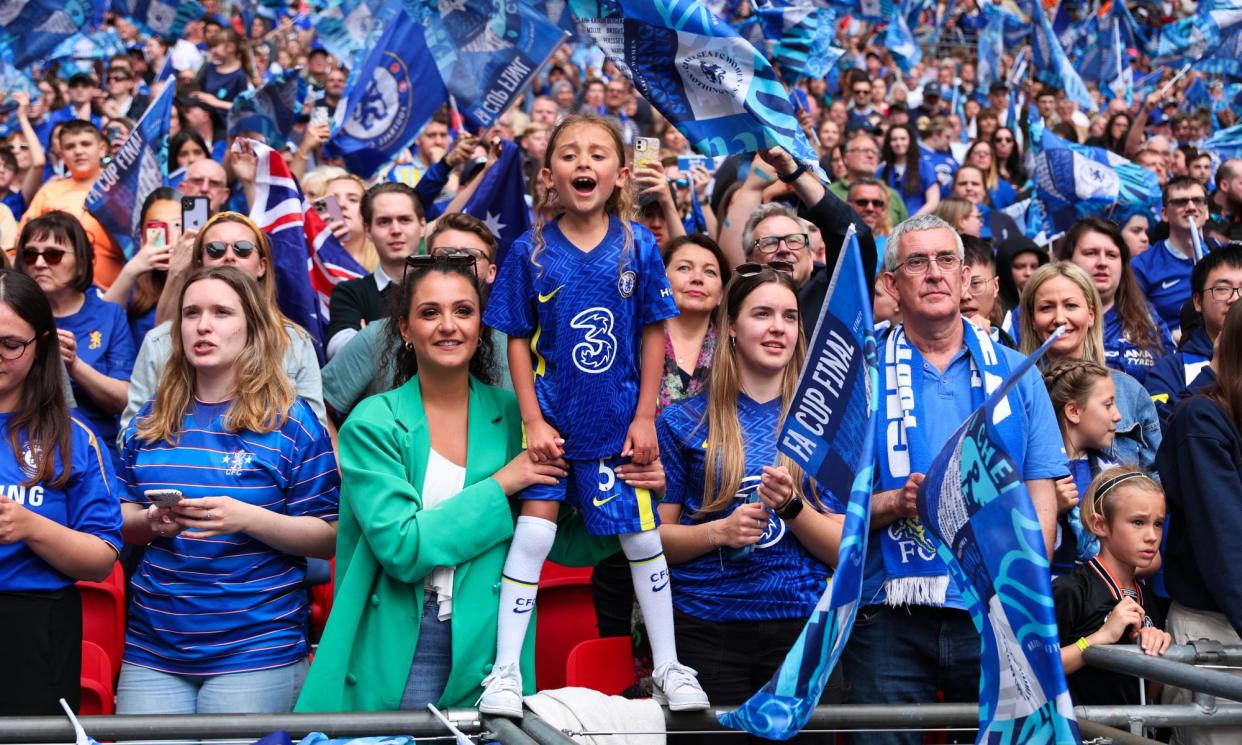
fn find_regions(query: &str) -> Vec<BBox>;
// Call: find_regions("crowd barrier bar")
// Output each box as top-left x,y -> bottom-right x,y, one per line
1082,644 -> 1242,703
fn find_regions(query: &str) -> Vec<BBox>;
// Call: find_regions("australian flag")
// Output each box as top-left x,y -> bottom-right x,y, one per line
247,138 -> 367,361
325,0 -> 446,180
85,69 -> 174,259
916,328 -> 1080,743
0,0 -> 103,68
228,68 -> 307,150
569,0 -> 824,179
1033,127 -> 1161,233
719,228 -> 879,740
421,0 -> 568,130
462,140 -> 529,268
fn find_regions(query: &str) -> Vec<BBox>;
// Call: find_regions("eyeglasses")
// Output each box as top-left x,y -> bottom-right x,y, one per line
736,260 -> 795,276
994,136 -> 1014,143
851,198 -> 886,209
9,144 -> 29,152
853,88 -> 872,96
403,252 -> 478,281
845,147 -> 879,155
0,335 -> 36,361
22,247 -> 68,266
893,253 -> 962,274
968,276 -> 996,295
108,73 -> 131,82
204,240 -> 259,259
430,247 -> 489,262
752,233 -> 810,254
185,176 -> 228,190
1168,196 -> 1207,208
1206,285 -> 1242,302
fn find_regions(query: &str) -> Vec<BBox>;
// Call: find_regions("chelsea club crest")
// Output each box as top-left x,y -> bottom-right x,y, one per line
20,442 -> 40,478
341,51 -> 414,150
618,270 -> 637,298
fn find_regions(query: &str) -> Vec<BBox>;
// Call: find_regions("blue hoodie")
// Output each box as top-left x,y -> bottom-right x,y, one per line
1145,326 -> 1216,432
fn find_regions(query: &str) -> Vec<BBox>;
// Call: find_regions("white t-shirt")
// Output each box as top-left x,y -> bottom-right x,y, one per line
422,448 -> 467,621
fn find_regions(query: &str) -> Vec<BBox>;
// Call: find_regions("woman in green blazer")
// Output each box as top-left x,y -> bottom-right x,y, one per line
296,249 -> 617,712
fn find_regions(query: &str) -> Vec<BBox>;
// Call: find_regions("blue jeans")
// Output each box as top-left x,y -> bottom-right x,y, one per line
400,592 -> 452,710
115,658 -> 308,714
842,605 -> 980,745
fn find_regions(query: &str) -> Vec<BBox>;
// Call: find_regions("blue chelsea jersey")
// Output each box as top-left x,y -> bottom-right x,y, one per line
657,393 -> 842,623
1132,241 -> 1193,330
484,217 -> 678,460
1102,305 -> 1173,386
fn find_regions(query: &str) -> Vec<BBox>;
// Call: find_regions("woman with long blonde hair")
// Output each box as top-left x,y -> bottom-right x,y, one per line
656,263 -> 845,731
116,265 -> 338,715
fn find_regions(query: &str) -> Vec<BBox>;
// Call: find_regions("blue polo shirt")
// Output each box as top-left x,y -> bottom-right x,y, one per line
56,291 -> 136,459
1132,241 -> 1193,330
861,339 -> 1067,608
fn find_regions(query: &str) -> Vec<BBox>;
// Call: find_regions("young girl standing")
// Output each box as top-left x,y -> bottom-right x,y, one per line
1054,467 -> 1171,706
482,115 -> 708,716
1043,360 -> 1121,574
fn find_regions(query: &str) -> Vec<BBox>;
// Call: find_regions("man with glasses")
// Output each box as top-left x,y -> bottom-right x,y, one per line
1147,245 -> 1242,428
846,73 -> 877,130
326,183 -> 426,359
1134,176 -> 1221,332
19,120 -> 123,288
179,159 -> 232,214
828,131 -> 908,228
843,214 -> 1062,745
847,178 -> 891,238
103,56 -> 149,120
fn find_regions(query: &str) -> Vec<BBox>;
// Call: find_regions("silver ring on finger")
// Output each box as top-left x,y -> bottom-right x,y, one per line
206,511 -> 213,520
755,519 -> 763,529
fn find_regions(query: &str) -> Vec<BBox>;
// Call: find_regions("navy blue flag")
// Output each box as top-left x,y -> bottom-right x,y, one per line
0,0 -> 103,67
569,0 -> 824,179
719,227 -> 879,740
324,0 -> 447,180
1029,0 -> 1096,112
228,68 -> 307,150
1032,126 -> 1160,233
113,0 -> 207,41
530,0 -> 579,39
421,0 -> 568,130
49,29 -> 127,76
1195,26 -> 1242,80
462,140 -> 530,269
85,71 -> 174,259
916,328 -> 1080,743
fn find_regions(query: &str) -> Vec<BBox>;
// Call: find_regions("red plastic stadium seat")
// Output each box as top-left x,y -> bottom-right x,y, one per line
79,641 -> 114,715
534,562 -> 598,690
309,558 -> 336,644
565,636 -> 634,695
78,562 -> 125,681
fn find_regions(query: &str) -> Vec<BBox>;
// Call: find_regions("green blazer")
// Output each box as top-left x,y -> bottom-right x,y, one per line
296,376 -> 615,712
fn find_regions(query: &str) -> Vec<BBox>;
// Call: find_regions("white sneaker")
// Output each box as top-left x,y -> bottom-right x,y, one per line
478,662 -> 524,718
652,660 -> 710,711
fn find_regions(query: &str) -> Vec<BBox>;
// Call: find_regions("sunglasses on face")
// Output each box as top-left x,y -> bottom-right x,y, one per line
403,252 -> 478,281
22,247 -> 68,266
736,260 -> 795,277
1168,196 -> 1206,208
852,198 -> 886,209
669,177 -> 690,190
430,247 -> 489,262
203,240 -> 259,260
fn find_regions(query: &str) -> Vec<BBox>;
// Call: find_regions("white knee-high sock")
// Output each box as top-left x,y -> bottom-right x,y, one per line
619,529 -> 678,670
494,516 -> 557,669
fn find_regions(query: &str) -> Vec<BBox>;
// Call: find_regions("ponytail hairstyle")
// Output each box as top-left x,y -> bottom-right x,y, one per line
697,267 -> 815,517
0,271 -> 72,488
1081,465 -> 1163,538
530,114 -> 634,278
1041,358 -> 1111,442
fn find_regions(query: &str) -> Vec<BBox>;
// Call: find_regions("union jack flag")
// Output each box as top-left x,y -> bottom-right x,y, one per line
247,139 -> 367,362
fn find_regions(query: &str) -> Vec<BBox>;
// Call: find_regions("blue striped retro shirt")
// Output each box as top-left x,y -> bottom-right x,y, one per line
119,398 -> 339,675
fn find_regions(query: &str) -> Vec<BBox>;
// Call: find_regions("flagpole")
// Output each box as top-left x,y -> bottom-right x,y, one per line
1155,64 -> 1192,100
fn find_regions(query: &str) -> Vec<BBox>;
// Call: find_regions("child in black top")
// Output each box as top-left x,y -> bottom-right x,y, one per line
1054,467 -> 1172,706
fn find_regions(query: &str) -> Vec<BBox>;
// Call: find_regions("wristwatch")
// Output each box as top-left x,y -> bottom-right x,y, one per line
778,164 -> 807,183
776,494 -> 804,520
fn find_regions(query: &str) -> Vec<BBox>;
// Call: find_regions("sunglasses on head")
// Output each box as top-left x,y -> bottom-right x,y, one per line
203,240 -> 259,260
22,247 -> 68,266
403,252 -> 478,281
736,260 -> 795,277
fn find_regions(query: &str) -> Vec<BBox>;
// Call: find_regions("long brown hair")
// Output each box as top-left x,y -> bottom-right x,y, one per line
1057,217 -> 1162,359
0,272 -> 72,488
1205,302 -> 1242,431
530,114 -> 634,277
698,268 -> 812,516
136,266 -> 293,444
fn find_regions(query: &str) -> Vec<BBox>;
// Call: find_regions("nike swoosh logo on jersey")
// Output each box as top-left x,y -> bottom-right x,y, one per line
592,493 -> 619,507
1161,279 -> 1180,289
538,285 -> 565,303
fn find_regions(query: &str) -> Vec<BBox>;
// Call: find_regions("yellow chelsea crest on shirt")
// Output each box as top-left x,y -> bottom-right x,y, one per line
89,331 -> 102,350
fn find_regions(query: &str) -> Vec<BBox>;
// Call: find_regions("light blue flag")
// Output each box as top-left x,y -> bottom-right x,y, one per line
1079,3 -> 1132,103
314,0 -> 383,68
718,227 -> 879,740
1194,26 -> 1242,80
1032,127 -> 1161,235
0,0 -> 102,68
84,72 -> 174,259
530,0 -> 581,40
1200,123 -> 1242,159
885,0 -> 921,74
227,67 -> 307,150
754,1 -> 846,83
569,0 -> 824,178
113,0 -> 207,41
1183,78 -> 1211,111
323,0 -> 447,180
977,2 -> 1006,92
1029,0 -> 1096,112
1153,0 -> 1242,65
916,327 -> 1080,744
420,0 -> 568,130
